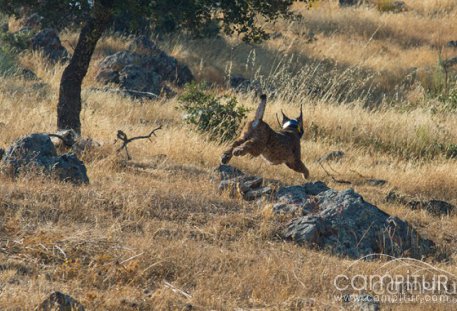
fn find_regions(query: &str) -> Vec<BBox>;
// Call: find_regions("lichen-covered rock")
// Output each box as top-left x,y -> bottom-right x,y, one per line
31,28 -> 69,62
96,36 -> 193,98
214,164 -> 245,181
215,165 -> 435,259
276,182 -> 329,203
339,0 -> 360,6
118,64 -> 162,95
2,133 -> 89,184
282,189 -> 435,259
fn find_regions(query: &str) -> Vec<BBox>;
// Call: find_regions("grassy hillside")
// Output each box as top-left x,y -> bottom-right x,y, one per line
1,0 -> 457,309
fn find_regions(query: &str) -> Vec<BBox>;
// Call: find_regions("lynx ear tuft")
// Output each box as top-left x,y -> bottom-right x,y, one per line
260,94 -> 267,101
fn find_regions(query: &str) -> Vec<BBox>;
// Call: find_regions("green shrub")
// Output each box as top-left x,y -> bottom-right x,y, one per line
0,30 -> 31,51
0,30 -> 31,76
0,47 -> 16,75
178,83 -> 250,143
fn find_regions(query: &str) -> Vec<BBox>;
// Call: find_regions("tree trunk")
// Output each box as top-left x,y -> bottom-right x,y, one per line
57,2 -> 112,134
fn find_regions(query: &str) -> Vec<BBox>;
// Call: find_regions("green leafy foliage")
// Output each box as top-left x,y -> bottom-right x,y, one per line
0,0 -> 297,41
0,30 -> 31,51
178,83 -> 249,143
0,47 -> 16,75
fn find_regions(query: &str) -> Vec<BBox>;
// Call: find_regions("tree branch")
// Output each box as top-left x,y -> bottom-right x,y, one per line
115,126 -> 162,160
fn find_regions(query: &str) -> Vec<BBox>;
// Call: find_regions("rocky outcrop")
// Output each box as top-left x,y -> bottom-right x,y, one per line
31,28 -> 69,62
96,36 -> 193,98
216,165 -> 435,259
2,133 -> 89,184
282,189 -> 435,259
339,0 -> 360,6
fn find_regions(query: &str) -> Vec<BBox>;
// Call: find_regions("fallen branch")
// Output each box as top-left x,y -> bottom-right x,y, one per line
319,162 -> 351,185
163,280 -> 192,299
115,126 -> 162,160
48,133 -> 75,147
86,87 -> 158,99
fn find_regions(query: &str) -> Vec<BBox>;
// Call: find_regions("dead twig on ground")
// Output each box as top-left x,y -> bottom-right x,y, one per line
319,162 -> 351,184
115,126 -> 162,160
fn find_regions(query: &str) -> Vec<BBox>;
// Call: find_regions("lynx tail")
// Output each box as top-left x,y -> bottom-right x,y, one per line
252,94 -> 267,128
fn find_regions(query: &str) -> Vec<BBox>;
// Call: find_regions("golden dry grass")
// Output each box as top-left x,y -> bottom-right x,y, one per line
1,1 -> 457,309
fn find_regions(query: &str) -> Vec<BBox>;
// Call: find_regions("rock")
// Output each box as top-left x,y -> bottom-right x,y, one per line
146,51 -> 193,86
317,151 -> 345,163
276,182 -> 329,203
21,68 -> 38,80
365,178 -> 387,187
339,0 -> 360,6
36,291 -> 85,311
2,133 -> 89,184
31,29 -> 69,62
95,69 -> 119,84
128,35 -> 160,56
51,153 -> 89,184
217,171 -> 275,201
343,294 -> 380,311
243,186 -> 272,201
119,64 -> 162,95
391,1 -> 408,12
448,41 -> 457,48
218,175 -> 261,195
20,13 -> 43,31
282,189 -> 435,259
98,51 -> 140,73
96,36 -> 193,98
272,182 -> 330,215
386,191 -> 455,216
214,164 -> 245,180
1,23 -> 8,33
378,0 -> 407,13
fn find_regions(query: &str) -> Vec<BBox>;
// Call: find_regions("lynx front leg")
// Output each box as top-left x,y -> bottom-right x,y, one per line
232,139 -> 262,157
286,160 -> 310,179
221,138 -> 246,164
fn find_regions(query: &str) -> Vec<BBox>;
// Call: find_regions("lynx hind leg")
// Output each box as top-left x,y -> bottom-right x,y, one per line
286,160 -> 310,179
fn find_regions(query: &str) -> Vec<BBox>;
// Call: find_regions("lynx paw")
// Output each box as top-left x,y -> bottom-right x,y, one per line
233,147 -> 244,156
221,153 -> 232,164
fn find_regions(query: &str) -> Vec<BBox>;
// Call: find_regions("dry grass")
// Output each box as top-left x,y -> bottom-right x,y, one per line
1,1 -> 457,309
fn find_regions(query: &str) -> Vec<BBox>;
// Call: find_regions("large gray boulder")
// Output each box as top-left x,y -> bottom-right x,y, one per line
31,28 -> 69,62
96,36 -> 193,98
2,134 -> 89,184
216,165 -> 435,259
282,189 -> 435,259
118,64 -> 162,95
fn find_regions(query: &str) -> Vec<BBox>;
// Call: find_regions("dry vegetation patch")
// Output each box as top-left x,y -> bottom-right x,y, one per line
1,1 -> 457,309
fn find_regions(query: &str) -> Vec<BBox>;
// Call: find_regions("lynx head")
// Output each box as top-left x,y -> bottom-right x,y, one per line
281,105 -> 304,138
